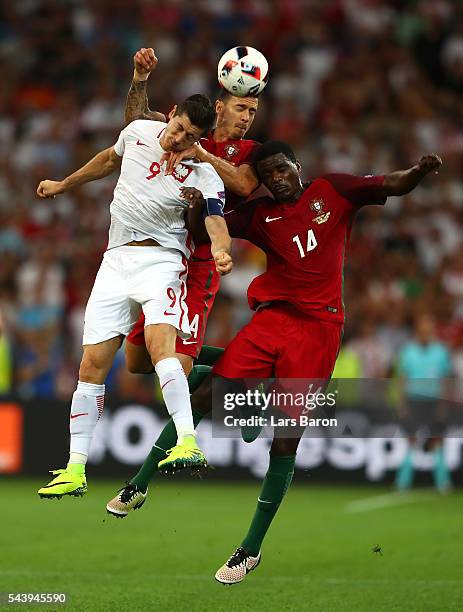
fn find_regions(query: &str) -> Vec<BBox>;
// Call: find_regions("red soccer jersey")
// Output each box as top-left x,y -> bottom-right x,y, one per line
225,173 -> 386,324
192,133 -> 260,260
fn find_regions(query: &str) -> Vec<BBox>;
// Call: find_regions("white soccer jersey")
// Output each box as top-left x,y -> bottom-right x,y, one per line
109,120 -> 225,256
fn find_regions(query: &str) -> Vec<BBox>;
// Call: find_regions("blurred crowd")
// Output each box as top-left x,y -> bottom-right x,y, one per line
1,0 -> 463,400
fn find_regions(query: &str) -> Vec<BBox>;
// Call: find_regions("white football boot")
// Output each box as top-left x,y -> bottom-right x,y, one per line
106,483 -> 147,518
215,547 -> 261,585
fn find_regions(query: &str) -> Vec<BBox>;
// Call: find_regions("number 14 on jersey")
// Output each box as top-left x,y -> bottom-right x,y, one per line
292,229 -> 317,258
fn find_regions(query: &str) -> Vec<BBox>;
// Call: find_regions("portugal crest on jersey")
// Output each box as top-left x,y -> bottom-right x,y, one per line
310,199 -> 330,224
224,144 -> 239,160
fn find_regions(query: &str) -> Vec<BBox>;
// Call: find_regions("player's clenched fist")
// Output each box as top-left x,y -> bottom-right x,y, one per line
418,153 -> 442,174
134,47 -> 158,79
213,251 -> 233,276
37,180 -> 63,198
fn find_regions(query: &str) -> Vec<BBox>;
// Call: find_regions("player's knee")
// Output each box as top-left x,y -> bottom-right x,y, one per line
149,347 -> 173,365
79,353 -> 107,383
145,330 -> 175,364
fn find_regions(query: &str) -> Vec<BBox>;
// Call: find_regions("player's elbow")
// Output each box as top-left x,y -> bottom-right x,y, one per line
233,181 -> 255,198
104,160 -> 118,176
105,150 -> 121,174
382,176 -> 408,197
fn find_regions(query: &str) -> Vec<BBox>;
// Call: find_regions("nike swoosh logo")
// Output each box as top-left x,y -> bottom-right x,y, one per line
265,216 -> 283,222
136,139 -> 147,146
182,340 -> 198,345
163,311 -> 176,316
257,498 -> 273,503
161,378 -> 175,391
42,482 -> 74,488
70,413 -> 89,419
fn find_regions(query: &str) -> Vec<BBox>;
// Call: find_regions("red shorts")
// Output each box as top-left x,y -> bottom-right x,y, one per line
213,303 -> 343,379
126,259 -> 220,358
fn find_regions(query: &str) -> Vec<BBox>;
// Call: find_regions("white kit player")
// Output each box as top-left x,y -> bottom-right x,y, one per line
36,94 -> 233,499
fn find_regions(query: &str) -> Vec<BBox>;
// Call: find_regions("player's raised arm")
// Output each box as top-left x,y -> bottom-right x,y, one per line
180,187 -> 232,275
322,153 -> 443,207
381,154 -> 443,196
37,146 -> 121,198
125,47 -> 166,125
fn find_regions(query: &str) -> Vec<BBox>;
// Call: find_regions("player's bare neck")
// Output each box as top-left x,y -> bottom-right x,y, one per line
213,126 -> 238,143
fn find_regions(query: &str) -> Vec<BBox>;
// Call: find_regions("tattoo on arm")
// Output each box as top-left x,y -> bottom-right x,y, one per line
125,80 -> 166,124
125,81 -> 149,123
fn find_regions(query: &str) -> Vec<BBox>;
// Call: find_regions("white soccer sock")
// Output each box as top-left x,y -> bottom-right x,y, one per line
68,381 -> 105,464
155,357 -> 195,444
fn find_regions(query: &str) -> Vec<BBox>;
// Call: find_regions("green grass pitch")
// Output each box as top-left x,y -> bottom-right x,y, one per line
1,478 -> 462,611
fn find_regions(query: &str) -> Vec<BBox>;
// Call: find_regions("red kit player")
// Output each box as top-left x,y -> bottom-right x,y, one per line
107,137 -> 442,586
212,140 -> 442,583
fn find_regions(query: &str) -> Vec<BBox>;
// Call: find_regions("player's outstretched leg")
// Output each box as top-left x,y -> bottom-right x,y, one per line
38,339 -> 119,499
187,365 -> 212,394
38,379 -> 105,498
214,547 -> 261,585
105,483 -> 147,518
215,437 -> 298,585
239,381 -> 266,444
106,409 -> 205,516
158,437 -> 207,473
106,376 -> 212,516
38,467 -> 87,500
145,324 -> 208,474
37,380 -> 104,499
155,358 -> 206,473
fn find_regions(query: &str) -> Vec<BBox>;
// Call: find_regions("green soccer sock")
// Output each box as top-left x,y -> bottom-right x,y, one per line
130,408 -> 205,492
188,365 -> 212,393
241,454 -> 296,556
196,345 -> 225,366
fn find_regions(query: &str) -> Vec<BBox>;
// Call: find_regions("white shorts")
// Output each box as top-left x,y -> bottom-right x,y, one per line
82,246 -> 190,345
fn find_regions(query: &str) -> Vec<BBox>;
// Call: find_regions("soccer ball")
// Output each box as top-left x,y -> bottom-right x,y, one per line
217,46 -> 269,97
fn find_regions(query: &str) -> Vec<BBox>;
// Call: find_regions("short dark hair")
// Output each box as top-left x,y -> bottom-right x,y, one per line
175,94 -> 215,134
217,88 -> 259,102
253,140 -> 297,166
